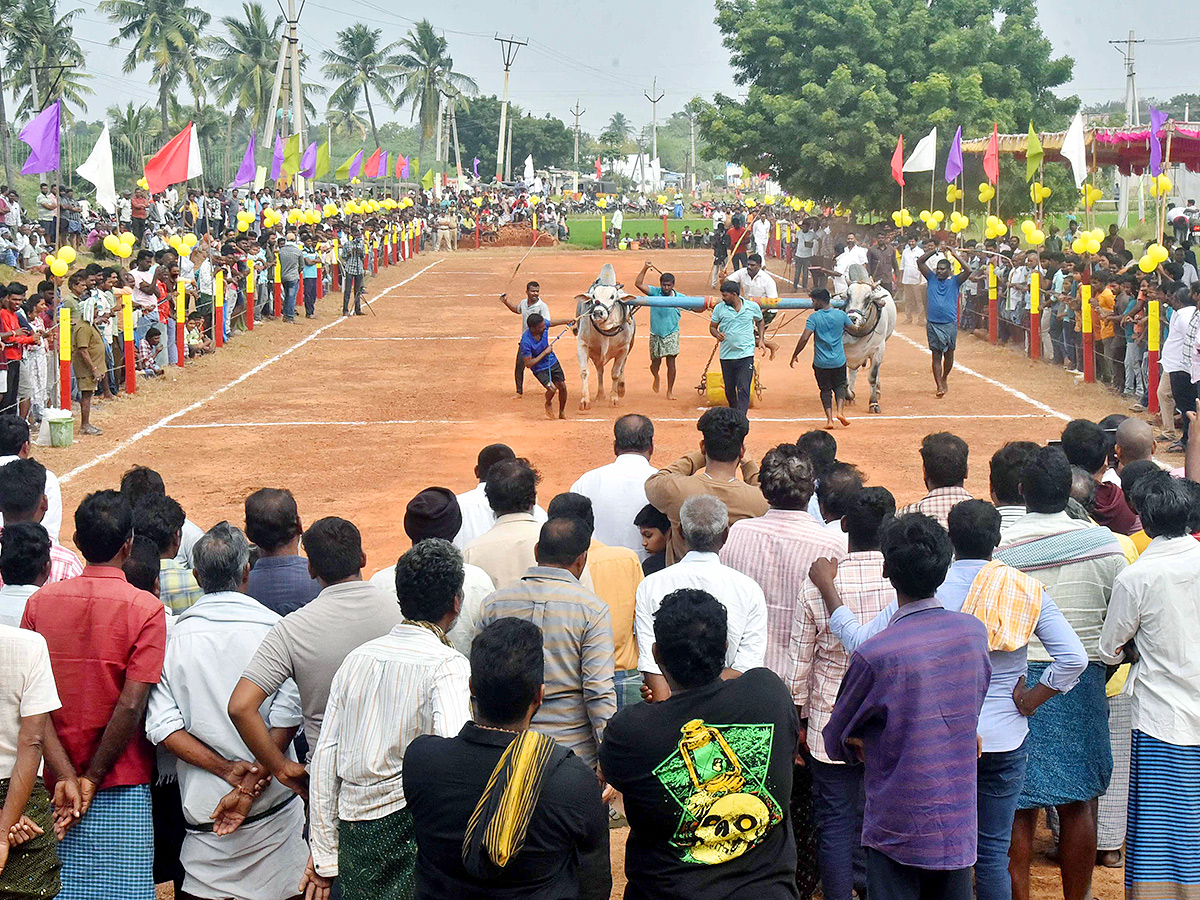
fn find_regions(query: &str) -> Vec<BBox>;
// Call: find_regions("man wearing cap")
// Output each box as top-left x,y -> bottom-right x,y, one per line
371,487 -> 496,657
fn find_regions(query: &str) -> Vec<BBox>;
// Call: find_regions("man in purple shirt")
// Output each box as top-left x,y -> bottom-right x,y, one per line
817,513 -> 991,900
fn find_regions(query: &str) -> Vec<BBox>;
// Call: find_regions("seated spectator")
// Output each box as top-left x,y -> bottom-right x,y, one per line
0,458 -> 82,587
600,589 -> 800,898
635,495 -> 768,702
133,494 -> 201,615
633,504 -> 670,576
403,618 -> 607,899
243,487 -> 320,616
897,432 -> 972,528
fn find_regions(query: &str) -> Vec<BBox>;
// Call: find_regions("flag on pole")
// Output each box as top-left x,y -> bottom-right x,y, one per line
143,122 -> 203,193
271,133 -> 285,180
400,155 -> 410,179
233,134 -> 257,187
411,157 -> 420,180
282,135 -> 301,176
421,167 -> 435,190
1062,112 -> 1088,188
1025,124 -> 1043,183
595,156 -> 602,179
377,150 -> 388,178
363,147 -> 382,178
18,101 -> 61,175
890,135 -> 905,186
314,142 -> 330,180
1149,106 -> 1170,176
983,124 -> 1000,185
299,141 -> 318,178
76,122 -> 116,213
334,150 -> 361,181
902,127 -> 937,172
473,157 -> 480,178
523,154 -> 534,184
945,126 -> 963,184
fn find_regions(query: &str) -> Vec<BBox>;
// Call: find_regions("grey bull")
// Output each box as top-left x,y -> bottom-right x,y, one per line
840,264 -> 898,413
574,264 -> 638,409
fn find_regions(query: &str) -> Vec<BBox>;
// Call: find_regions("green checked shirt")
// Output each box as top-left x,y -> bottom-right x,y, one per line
159,559 -> 203,615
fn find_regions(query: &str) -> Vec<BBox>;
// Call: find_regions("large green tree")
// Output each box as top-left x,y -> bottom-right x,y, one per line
700,0 -> 1076,207
321,24 -> 403,150
99,0 -> 211,138
393,19 -> 478,168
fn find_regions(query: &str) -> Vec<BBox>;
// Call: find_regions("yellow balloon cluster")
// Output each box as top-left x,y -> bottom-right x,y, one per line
103,234 -> 120,254
919,209 -> 945,231
949,211 -> 971,234
891,208 -> 914,227
137,177 -> 149,190
104,231 -> 135,258
763,195 -> 776,206
1030,182 -> 1052,204
1019,220 -> 1046,246
472,196 -> 484,207
262,208 -> 283,229
596,198 -> 608,209
530,196 -> 542,207
56,246 -> 76,264
978,182 -> 996,204
656,194 -> 668,205
1138,242 -> 1170,272
1070,227 -> 1105,255
745,198 -> 758,208
946,184 -> 964,203
1081,185 -> 1103,207
399,198 -> 413,209
322,203 -> 339,217
1148,174 -> 1173,197
833,204 -> 847,217
985,215 -> 1008,239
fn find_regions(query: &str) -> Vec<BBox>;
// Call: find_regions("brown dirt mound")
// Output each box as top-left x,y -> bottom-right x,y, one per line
492,224 -> 558,247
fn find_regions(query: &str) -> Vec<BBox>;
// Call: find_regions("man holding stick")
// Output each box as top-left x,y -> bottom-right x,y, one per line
520,313 -> 576,420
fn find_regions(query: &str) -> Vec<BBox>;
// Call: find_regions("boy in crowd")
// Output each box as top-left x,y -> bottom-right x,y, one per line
791,288 -> 852,429
634,504 -> 671,576
137,327 -> 165,378
635,262 -> 681,400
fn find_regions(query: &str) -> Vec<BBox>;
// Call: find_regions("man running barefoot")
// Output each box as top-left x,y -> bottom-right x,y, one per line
791,289 -> 852,428
917,242 -> 974,398
500,281 -> 549,398
520,313 -> 574,419
635,261 -> 681,399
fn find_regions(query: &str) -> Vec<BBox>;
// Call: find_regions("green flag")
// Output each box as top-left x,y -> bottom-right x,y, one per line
1025,124 -> 1044,183
421,167 -> 435,190
314,142 -> 331,180
334,150 -> 358,181
282,134 -> 301,176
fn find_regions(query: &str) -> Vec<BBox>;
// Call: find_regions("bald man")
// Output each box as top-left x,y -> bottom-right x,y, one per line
1113,419 -> 1156,473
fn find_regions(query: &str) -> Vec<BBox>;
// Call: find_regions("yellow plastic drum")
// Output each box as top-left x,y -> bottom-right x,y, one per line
703,365 -> 761,408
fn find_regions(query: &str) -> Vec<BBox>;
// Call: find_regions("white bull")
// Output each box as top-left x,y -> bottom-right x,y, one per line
575,264 -> 637,409
841,264 -> 898,413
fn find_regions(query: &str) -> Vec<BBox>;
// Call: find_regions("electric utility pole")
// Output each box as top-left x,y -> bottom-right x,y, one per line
494,35 -> 527,182
570,100 -> 585,193
262,0 -> 306,196
644,77 -> 664,161
1111,30 -> 1145,227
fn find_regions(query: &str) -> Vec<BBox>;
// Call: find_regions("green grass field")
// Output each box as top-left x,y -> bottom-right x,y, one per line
564,216 -> 713,250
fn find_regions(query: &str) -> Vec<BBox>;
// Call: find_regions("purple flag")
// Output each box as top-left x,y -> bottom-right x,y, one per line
270,133 -> 284,180
473,156 -> 480,178
233,134 -> 256,187
1150,106 -> 1170,177
299,141 -> 318,178
349,150 -> 363,180
377,150 -> 388,178
400,155 -> 410,179
944,126 -> 963,184
19,101 -> 61,175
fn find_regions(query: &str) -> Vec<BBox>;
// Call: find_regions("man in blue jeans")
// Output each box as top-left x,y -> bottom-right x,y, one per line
709,279 -> 763,413
276,231 -> 302,323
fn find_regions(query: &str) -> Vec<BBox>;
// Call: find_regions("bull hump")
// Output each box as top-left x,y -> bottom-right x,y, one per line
597,264 -> 618,286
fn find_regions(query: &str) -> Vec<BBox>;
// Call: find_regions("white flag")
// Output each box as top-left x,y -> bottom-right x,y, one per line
902,127 -> 938,173
76,122 -> 116,214
523,154 -> 534,184
1062,112 -> 1087,188
186,122 -> 203,181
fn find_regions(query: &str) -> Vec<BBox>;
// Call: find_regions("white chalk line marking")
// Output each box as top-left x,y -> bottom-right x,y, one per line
58,260 -> 445,485
310,334 -> 808,342
161,413 -> 1057,430
760,268 -> 1074,423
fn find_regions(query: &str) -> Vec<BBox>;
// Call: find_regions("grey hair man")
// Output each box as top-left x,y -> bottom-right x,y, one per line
145,521 -> 310,900
634,494 -> 769,701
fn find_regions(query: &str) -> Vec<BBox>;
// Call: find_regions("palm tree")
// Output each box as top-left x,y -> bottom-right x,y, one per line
205,2 -> 281,135
321,24 -> 403,150
7,0 -> 93,121
0,0 -> 19,185
98,0 -> 211,138
393,19 -> 477,167
326,101 -> 369,141
107,100 -> 157,163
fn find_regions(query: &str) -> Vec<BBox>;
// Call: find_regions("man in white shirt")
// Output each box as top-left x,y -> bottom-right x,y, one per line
145,524 -> 309,900
611,208 -> 624,242
569,415 -> 656,558
0,522 -> 50,625
832,233 -> 870,294
725,253 -> 779,303
899,236 -> 926,324
463,458 -> 548,589
752,214 -> 771,259
499,282 -> 553,397
635,494 -> 767,701
309,539 -> 471,899
0,416 -> 62,541
793,219 -> 817,291
454,444 -> 547,550
1162,288 -> 1198,448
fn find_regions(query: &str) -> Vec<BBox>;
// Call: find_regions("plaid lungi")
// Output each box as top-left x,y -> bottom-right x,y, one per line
58,784 -> 154,900
0,779 -> 60,898
1097,692 -> 1132,851
339,806 -> 417,900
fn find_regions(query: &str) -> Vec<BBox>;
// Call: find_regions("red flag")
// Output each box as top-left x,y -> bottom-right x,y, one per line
144,123 -> 202,194
890,135 -> 905,187
395,153 -> 403,178
362,147 -> 382,178
983,124 -> 1000,185
595,156 -> 602,179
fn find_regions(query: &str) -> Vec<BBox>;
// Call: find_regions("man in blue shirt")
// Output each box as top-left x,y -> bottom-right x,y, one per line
791,288 -> 852,428
918,243 -> 974,398
520,313 -> 574,419
635,262 -> 681,400
709,280 -> 763,413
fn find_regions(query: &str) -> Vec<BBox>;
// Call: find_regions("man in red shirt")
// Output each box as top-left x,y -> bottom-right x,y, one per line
22,490 -> 167,900
130,188 -> 150,243
727,217 -> 751,271
0,284 -> 37,418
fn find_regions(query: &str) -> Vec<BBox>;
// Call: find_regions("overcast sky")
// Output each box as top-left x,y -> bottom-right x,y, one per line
58,0 -> 1196,134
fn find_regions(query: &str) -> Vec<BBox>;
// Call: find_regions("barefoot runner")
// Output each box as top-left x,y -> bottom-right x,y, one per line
500,281 -> 550,398
520,313 -> 575,419
634,261 -> 681,400
918,242 -> 974,398
790,288 -> 852,428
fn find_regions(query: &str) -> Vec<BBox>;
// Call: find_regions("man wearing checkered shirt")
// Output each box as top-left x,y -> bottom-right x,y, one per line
897,432 -> 973,529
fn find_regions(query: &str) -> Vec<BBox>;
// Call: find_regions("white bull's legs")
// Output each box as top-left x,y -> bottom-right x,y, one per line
578,340 -> 593,410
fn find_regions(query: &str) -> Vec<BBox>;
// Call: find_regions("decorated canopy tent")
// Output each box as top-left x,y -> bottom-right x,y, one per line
960,122 -> 1200,175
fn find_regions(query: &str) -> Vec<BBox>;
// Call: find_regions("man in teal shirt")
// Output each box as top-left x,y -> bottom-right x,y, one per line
710,280 -> 763,413
791,288 -> 852,428
635,261 -> 682,400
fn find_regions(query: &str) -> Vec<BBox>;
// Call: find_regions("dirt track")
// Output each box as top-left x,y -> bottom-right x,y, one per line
39,246 -> 1129,900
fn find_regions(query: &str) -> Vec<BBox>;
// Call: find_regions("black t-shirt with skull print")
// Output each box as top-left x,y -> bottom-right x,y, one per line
600,667 -> 800,900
